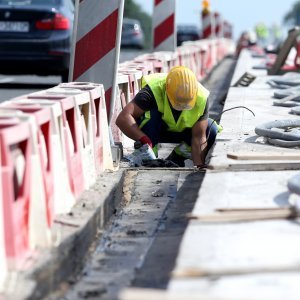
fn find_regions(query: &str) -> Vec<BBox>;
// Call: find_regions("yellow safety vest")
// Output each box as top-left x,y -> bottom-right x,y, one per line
139,73 -> 209,132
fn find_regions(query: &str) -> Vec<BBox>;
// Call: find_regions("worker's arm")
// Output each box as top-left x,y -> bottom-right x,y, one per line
191,119 -> 208,167
115,102 -> 147,142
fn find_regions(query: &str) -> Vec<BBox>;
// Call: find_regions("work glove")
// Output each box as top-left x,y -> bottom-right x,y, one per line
135,135 -> 153,149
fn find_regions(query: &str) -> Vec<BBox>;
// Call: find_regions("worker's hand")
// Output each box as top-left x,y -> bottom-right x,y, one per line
139,135 -> 153,148
195,164 -> 207,170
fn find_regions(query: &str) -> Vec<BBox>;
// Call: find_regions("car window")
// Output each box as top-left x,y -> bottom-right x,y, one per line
0,0 -> 60,5
123,24 -> 135,31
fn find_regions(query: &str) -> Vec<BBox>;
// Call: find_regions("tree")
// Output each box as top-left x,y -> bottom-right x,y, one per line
284,1 -> 300,27
124,0 -> 152,48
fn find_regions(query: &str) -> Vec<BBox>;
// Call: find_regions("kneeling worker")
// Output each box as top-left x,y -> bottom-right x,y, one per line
116,66 -> 220,168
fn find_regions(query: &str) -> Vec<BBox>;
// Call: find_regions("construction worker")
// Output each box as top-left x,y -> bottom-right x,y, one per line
255,22 -> 269,47
116,66 -> 220,168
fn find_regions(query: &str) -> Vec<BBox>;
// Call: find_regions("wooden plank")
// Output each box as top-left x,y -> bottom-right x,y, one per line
119,288 -> 255,300
172,265 -> 300,278
227,152 -> 300,160
268,27 -> 300,75
188,208 -> 297,223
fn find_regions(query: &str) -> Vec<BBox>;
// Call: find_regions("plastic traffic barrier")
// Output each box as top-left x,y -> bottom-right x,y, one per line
3,99 -> 75,216
58,82 -> 114,173
1,103 -> 56,227
48,87 -> 97,190
0,138 -> 7,288
27,93 -> 85,198
0,111 -> 50,259
118,67 -> 144,95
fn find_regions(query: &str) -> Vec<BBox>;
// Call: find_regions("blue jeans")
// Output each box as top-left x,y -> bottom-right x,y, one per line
137,109 -> 218,151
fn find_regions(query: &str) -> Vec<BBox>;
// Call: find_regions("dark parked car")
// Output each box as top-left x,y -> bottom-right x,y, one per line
0,0 -> 74,81
177,25 -> 200,46
121,18 -> 144,49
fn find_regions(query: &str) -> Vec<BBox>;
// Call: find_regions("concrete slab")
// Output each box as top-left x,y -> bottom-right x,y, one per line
172,220 -> 300,273
209,83 -> 300,170
231,50 -> 267,85
193,170 -> 299,214
169,273 -> 300,300
168,47 -> 300,299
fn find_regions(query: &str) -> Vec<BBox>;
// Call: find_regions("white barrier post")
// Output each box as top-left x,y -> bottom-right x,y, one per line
152,0 -> 176,52
69,0 -> 124,125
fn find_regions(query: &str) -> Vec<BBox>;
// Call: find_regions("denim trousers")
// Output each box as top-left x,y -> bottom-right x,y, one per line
137,109 -> 218,151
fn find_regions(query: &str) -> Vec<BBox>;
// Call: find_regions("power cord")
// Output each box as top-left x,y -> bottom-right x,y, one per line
201,105 -> 255,146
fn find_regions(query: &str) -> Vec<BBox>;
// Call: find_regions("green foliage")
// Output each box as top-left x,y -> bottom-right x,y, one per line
124,0 -> 152,48
284,1 -> 300,26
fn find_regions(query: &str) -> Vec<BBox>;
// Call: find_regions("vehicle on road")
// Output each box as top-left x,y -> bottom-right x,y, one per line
121,18 -> 145,49
0,0 -> 74,82
177,24 -> 200,46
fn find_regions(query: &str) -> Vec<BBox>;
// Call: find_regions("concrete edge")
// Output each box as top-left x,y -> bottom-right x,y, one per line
3,169 -> 128,300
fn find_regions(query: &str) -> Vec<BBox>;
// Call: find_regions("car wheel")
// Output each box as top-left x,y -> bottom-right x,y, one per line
61,70 -> 69,83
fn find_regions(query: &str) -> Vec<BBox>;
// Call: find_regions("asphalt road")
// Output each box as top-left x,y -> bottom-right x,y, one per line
0,48 -> 146,103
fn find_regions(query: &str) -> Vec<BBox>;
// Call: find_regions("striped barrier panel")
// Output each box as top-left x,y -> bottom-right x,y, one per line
69,0 -> 124,123
214,12 -> 223,38
202,10 -> 214,39
152,0 -> 176,52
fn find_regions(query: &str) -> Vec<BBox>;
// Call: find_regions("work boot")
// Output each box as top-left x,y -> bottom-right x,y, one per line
166,150 -> 185,167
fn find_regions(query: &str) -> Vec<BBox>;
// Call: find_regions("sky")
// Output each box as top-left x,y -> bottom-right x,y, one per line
133,0 -> 298,39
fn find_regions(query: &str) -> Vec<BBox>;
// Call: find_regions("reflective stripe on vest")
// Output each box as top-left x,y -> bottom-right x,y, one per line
140,74 -> 209,132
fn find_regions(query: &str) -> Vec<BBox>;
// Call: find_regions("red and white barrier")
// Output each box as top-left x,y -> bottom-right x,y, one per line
59,82 -> 115,172
152,0 -> 176,52
202,10 -> 214,39
0,141 -> 7,287
69,0 -> 124,122
59,82 -> 114,173
28,93 -> 85,198
0,112 -> 51,259
1,104 -> 57,229
5,99 -> 75,216
47,87 -> 97,189
214,12 -> 223,38
223,21 -> 233,39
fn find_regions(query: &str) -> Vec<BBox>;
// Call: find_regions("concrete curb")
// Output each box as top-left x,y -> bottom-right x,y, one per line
4,169 -> 126,300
